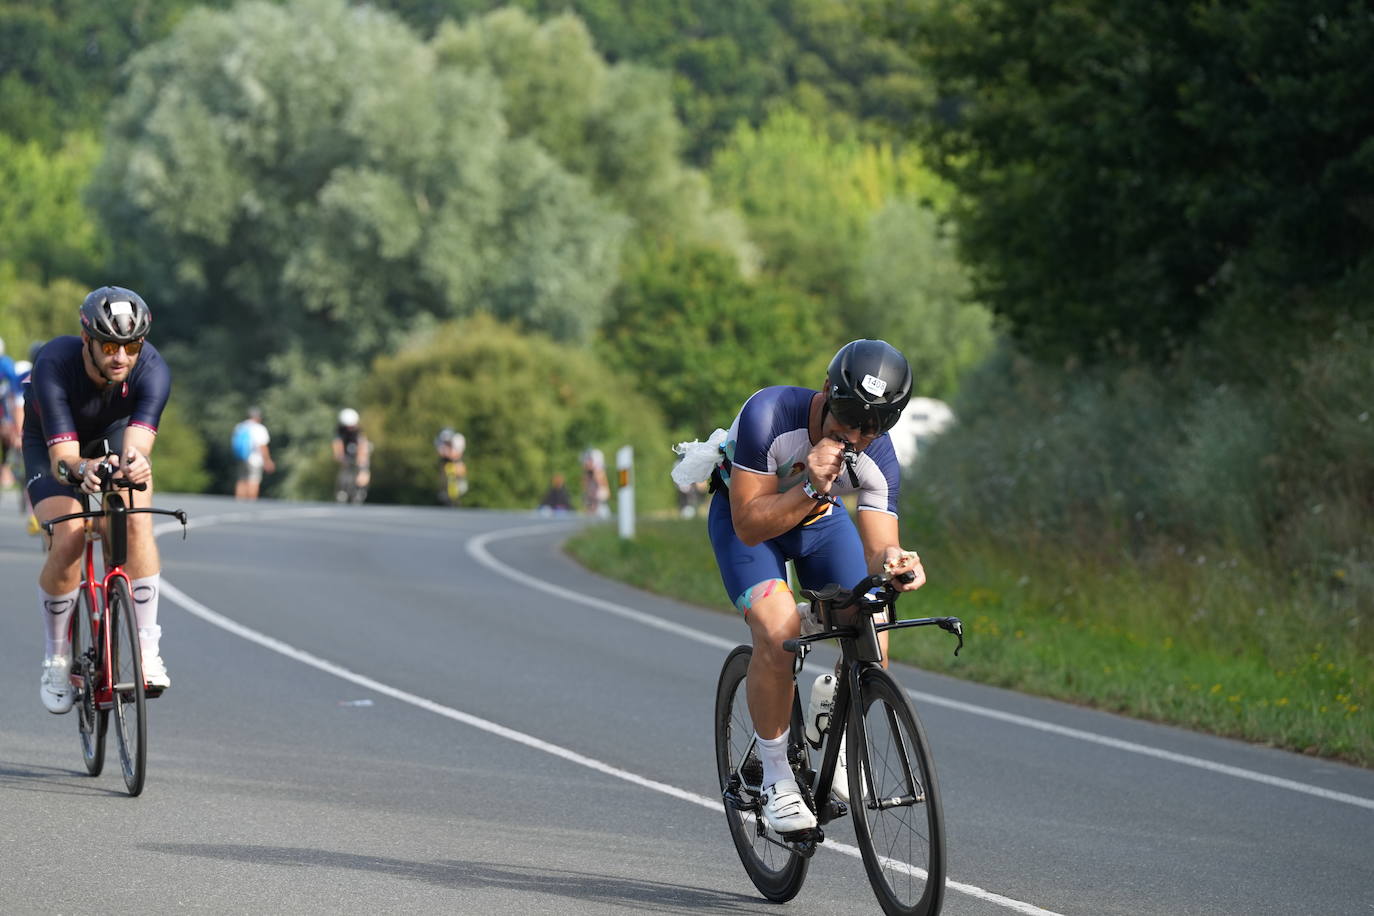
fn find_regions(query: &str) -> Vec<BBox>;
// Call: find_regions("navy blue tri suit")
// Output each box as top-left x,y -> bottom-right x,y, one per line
21,335 -> 171,505
708,385 -> 902,614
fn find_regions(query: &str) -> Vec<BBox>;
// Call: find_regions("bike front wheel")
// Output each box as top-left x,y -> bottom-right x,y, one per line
108,577 -> 147,796
714,645 -> 809,902
849,667 -> 946,916
72,586 -> 107,776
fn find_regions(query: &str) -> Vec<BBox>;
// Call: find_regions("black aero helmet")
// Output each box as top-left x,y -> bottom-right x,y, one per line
825,339 -> 912,434
80,286 -> 152,343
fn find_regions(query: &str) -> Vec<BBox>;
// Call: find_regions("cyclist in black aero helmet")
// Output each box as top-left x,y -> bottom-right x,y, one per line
824,338 -> 913,435
699,337 -> 926,834
23,285 -> 174,713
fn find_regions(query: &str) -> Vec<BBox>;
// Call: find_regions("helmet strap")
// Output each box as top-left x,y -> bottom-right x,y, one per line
85,337 -> 117,388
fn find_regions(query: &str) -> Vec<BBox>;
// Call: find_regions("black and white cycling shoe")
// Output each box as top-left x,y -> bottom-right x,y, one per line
760,778 -> 817,833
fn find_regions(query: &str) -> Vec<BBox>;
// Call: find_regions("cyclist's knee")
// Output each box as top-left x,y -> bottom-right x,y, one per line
43,522 -> 84,565
744,586 -> 801,667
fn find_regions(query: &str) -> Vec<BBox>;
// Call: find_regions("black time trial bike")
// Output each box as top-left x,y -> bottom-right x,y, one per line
42,450 -> 187,796
714,570 -> 964,916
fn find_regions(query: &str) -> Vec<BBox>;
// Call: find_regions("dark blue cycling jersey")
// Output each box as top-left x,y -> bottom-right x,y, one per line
720,386 -> 901,516
22,335 -> 171,448
708,385 -> 902,611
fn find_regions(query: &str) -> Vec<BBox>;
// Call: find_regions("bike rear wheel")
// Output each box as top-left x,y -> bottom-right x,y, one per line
108,577 -> 147,796
849,667 -> 945,916
72,586 -> 107,776
714,646 -> 809,902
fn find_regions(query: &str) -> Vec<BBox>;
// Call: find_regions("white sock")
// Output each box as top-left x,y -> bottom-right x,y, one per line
131,574 -> 162,655
756,730 -> 793,789
41,587 -> 79,658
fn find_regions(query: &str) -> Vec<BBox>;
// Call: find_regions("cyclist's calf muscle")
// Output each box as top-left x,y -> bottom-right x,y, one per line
742,583 -> 802,741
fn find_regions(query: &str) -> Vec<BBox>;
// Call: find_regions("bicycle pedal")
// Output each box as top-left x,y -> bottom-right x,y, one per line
780,826 -> 824,856
144,685 -> 165,699
825,799 -> 849,820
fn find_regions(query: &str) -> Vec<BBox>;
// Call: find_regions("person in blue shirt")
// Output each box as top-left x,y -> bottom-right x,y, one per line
0,336 -> 21,492
707,339 -> 928,834
23,287 -> 173,713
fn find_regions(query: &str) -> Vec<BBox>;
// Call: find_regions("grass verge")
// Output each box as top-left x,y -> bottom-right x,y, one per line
565,516 -> 1372,767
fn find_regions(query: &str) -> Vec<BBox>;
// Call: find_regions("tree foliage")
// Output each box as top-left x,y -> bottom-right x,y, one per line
0,1 -> 220,146
430,7 -> 752,262
710,108 -> 988,398
91,0 -> 628,359
888,0 -> 1374,361
377,0 -> 930,161
598,243 -> 833,438
0,132 -> 106,283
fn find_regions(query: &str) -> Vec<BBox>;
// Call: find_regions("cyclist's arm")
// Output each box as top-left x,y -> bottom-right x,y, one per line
855,509 -> 925,592
119,424 -> 157,486
332,438 -> 344,462
729,433 -> 850,546
46,441 -> 82,483
728,467 -> 827,547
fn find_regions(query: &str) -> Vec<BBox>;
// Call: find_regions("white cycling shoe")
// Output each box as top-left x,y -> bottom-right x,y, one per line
760,778 -> 817,833
40,654 -> 75,714
142,653 -> 171,690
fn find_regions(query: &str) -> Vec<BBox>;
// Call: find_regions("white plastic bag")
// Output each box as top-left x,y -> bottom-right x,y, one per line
671,428 -> 727,488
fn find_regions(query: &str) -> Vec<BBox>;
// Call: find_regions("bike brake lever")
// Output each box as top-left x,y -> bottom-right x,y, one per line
938,618 -> 965,656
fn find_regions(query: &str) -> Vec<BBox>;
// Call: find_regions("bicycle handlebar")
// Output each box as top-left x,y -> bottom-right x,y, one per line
56,456 -> 148,493
782,569 -> 964,656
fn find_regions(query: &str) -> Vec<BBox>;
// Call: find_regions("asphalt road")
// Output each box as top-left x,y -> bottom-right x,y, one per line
1,494 -> 1371,915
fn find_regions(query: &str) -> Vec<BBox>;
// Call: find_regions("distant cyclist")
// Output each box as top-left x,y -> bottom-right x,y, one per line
581,447 -> 610,518
435,427 -> 467,505
703,339 -> 927,833
332,408 -> 371,504
0,335 -> 21,494
23,287 -> 172,712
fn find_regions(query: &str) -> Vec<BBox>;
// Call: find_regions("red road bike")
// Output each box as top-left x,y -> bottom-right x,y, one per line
42,453 -> 187,796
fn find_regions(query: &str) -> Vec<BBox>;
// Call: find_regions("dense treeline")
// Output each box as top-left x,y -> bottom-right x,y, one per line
1,0 -> 974,505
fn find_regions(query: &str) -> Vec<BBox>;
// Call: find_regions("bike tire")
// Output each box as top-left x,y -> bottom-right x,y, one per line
108,577 -> 147,796
849,667 -> 946,916
73,586 -> 107,776
714,645 -> 809,902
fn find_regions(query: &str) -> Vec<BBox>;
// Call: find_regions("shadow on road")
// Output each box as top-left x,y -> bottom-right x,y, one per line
141,843 -> 764,912
0,759 -> 131,798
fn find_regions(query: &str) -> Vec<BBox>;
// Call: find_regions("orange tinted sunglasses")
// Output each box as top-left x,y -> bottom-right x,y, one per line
99,338 -> 144,356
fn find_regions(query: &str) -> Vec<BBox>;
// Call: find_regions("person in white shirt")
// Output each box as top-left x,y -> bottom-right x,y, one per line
232,406 -> 274,501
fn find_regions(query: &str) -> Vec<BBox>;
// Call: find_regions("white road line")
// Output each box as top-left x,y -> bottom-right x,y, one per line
158,509 -> 1065,915
468,524 -> 1374,813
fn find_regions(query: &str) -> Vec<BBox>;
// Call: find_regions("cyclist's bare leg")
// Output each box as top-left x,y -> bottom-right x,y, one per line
35,494 -> 85,667
742,582 -> 802,741
35,494 -> 85,594
124,479 -> 160,579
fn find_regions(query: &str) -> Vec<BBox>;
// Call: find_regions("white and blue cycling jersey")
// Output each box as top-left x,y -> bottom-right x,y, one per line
708,385 -> 902,612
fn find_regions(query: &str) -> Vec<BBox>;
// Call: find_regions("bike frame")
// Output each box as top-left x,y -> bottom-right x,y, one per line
44,479 -> 187,706
784,580 -> 964,829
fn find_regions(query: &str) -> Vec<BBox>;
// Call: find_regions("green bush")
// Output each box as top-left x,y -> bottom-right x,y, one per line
318,315 -> 678,510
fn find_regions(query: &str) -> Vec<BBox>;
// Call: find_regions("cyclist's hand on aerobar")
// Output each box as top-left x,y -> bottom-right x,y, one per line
883,547 -> 927,592
77,459 -> 104,495
119,448 -> 152,486
805,437 -> 848,495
